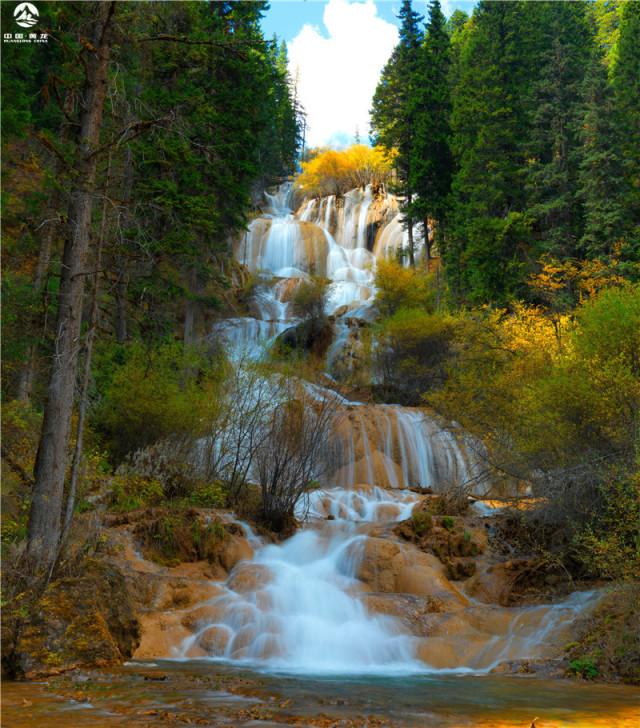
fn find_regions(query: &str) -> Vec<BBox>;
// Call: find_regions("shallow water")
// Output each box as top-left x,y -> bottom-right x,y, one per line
3,660 -> 639,727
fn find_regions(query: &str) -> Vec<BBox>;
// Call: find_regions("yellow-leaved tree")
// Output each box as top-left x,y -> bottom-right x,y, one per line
296,145 -> 394,197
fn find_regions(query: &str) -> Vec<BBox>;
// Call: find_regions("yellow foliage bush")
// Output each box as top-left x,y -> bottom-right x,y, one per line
296,144 -> 394,197
425,284 -> 640,578
375,258 -> 436,316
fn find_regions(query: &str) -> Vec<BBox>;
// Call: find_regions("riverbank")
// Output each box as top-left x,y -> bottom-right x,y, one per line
3,660 -> 640,727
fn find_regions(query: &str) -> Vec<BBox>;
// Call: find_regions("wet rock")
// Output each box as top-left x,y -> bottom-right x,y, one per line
274,319 -> 334,358
356,537 -> 468,609
182,604 -> 226,632
227,563 -> 271,594
365,593 -> 443,635
466,559 -> 536,606
219,537 -> 253,573
198,626 -> 231,655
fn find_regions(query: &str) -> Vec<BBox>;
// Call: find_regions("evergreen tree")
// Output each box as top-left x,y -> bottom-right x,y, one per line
611,0 -> 640,255
371,0 -> 424,266
409,0 -> 453,261
446,1 -> 536,303
258,37 -> 301,186
524,1 -> 593,258
576,50 -> 629,258
121,1 -> 300,342
446,9 -> 469,37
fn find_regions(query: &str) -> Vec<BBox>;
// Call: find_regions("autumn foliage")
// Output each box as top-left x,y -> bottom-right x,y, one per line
373,256 -> 640,580
295,144 -> 395,197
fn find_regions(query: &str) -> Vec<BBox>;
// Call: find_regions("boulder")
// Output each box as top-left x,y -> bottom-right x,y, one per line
10,559 -> 139,678
355,537 -> 468,610
274,319 -> 334,358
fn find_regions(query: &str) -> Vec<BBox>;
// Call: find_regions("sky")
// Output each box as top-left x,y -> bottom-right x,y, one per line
261,0 -> 477,148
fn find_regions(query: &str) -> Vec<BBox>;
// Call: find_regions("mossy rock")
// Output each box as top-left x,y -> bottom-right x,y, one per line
394,510 -> 483,565
273,319 -> 334,359
134,508 -> 229,566
9,559 -> 139,678
566,584 -> 640,684
444,558 -> 477,581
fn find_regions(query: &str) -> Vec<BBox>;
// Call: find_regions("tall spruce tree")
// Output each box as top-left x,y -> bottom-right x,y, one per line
612,0 -> 640,256
576,50 -> 629,258
409,0 -> 453,262
446,1 -> 535,303
524,2 -> 593,258
371,0 -> 423,266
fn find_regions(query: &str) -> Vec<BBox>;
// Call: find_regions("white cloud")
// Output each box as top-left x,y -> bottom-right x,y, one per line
288,0 -> 398,148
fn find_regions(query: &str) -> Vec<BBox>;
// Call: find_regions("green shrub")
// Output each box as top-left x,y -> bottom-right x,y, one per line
411,511 -> 433,537
568,657 -> 599,679
136,510 -> 227,566
93,341 -> 226,462
188,481 -> 227,508
375,307 -> 461,403
291,277 -> 328,323
110,475 -> 164,512
375,259 -> 436,316
571,474 -> 640,580
442,516 -> 455,531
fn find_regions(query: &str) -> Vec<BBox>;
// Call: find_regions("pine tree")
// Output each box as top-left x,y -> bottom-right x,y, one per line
524,1 -> 593,258
371,0 -> 424,266
576,50 -> 629,258
409,0 -> 453,262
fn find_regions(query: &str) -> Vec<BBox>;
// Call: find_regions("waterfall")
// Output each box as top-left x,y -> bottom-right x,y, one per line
174,181 -> 600,677
178,522 -> 422,674
324,405 -> 484,494
234,182 -> 397,315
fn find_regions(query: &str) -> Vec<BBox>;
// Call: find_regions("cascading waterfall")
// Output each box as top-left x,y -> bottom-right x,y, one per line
178,520 -> 423,674
185,181 -> 603,676
325,404 -> 484,493
235,181 -> 388,317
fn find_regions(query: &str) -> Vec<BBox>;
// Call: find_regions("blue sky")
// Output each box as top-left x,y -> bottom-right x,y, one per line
261,1 -> 477,148
262,1 -> 477,42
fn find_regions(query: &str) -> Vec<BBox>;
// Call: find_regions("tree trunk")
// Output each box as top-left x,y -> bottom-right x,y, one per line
17,218 -> 56,401
26,2 -> 116,571
115,274 -> 128,343
60,153 -> 112,550
424,216 -> 432,270
406,192 -> 415,267
114,146 -> 133,343
183,268 -> 199,346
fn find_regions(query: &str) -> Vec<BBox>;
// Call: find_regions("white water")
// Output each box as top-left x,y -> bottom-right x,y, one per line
177,480 -> 599,674
236,183 -> 387,317
179,522 -> 422,674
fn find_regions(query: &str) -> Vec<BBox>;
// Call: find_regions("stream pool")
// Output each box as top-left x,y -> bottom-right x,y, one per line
3,659 -> 639,727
